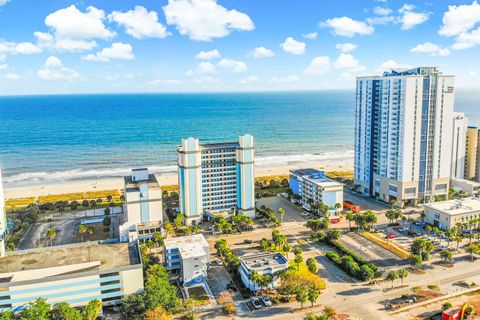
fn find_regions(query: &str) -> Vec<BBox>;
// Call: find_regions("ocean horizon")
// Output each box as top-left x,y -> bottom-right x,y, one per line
1,89 -> 479,186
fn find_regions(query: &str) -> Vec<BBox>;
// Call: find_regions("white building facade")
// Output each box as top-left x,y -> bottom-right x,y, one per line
177,135 -> 255,225
355,67 -> 458,205
451,112 -> 468,179
424,197 -> 480,231
119,169 -> 163,242
164,234 -> 210,286
239,252 -> 289,291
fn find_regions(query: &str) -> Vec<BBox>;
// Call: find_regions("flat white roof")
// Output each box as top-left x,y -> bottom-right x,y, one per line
164,234 -> 208,251
179,243 -> 207,259
424,197 -> 480,216
310,178 -> 343,188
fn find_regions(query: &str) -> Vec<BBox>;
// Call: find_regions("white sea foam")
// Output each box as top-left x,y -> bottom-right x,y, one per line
3,151 -> 353,185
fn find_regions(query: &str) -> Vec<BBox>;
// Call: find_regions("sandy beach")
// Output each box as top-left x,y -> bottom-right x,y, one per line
3,161 -> 353,200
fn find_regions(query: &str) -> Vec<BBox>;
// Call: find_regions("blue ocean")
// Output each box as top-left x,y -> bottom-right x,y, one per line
1,90 -> 479,185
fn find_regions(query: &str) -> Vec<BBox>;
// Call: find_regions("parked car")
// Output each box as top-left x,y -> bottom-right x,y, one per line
387,234 -> 396,239
300,212 -> 310,216
260,295 -> 272,307
462,230 -> 473,235
415,221 -> 426,226
251,297 -> 262,309
244,239 -> 253,244
399,227 -> 409,232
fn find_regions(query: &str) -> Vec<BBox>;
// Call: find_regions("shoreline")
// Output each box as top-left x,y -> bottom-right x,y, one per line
3,161 -> 353,199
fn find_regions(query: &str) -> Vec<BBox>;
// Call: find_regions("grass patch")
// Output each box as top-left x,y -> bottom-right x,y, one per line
359,232 -> 410,259
5,197 -> 36,208
38,190 -> 121,204
187,286 -> 210,306
326,171 -> 354,180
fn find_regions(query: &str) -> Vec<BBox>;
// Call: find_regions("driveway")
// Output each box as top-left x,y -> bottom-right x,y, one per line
256,196 -> 310,223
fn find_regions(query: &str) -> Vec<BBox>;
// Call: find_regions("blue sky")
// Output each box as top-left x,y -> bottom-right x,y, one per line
1,0 -> 480,95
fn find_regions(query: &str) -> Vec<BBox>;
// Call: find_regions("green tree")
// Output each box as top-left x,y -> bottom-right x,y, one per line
144,265 -> 179,311
359,264 -> 375,281
163,221 -> 173,235
325,229 -> 340,242
409,254 -> 423,267
306,258 -> 318,274
398,268 -> 408,286
441,302 -> 453,311
82,299 -> 102,320
78,224 -> 87,242
294,252 -> 303,270
46,228 -> 56,247
278,207 -> 286,225
121,293 -> 147,320
346,212 -> 355,231
0,310 -> 14,320
465,243 -> 480,262
386,270 -> 398,289
440,250 -> 453,263
296,289 -> 308,308
307,287 -> 320,307
283,243 -> 292,258
174,214 -> 184,228
260,238 -> 270,252
51,302 -> 82,320
19,298 -> 50,320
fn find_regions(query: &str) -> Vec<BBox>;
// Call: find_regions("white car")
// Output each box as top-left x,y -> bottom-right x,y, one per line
261,295 -> 272,307
251,297 -> 262,309
300,212 -> 310,216
399,227 -> 409,232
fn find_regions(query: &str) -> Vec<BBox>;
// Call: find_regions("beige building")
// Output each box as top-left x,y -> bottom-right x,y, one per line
424,197 -> 480,231
465,127 -> 480,182
0,242 -> 143,312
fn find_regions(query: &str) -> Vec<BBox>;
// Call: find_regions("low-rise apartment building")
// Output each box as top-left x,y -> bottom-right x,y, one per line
289,169 -> 343,213
239,252 -> 289,291
424,197 -> 480,231
164,234 -> 210,286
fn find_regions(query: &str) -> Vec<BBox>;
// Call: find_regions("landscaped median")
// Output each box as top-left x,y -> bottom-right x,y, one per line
359,232 -> 410,259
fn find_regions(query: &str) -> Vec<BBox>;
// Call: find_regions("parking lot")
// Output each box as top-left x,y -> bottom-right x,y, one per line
344,190 -> 391,212
339,232 -> 408,268
256,196 -> 311,223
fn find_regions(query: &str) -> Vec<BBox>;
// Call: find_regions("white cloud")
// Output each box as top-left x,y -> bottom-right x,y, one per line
452,28 -> 480,50
321,17 -> 374,37
37,5 -> 114,52
38,56 -> 79,81
109,6 -> 168,39
280,37 -> 306,55
149,79 -> 185,85
410,42 -> 451,56
335,43 -> 357,53
304,56 -> 330,75
377,60 -> 413,72
0,0 -> 10,6
82,43 -> 134,62
373,7 -> 392,16
0,64 -> 7,69
186,61 -> 216,76
196,49 -> 221,60
0,54 -> 5,62
270,75 -> 300,84
302,32 -> 318,39
333,53 -> 366,73
239,76 -> 258,84
399,4 -> 416,13
163,0 -> 254,41
366,15 -> 396,25
400,11 -> 429,30
439,1 -> 480,37
5,73 -> 20,80
251,47 -> 274,58
217,58 -> 247,73
0,41 -> 42,55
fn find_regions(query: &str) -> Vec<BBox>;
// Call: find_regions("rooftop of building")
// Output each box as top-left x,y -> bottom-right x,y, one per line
383,67 -> 439,77
124,173 -> 161,191
178,243 -> 208,259
164,234 -> 209,251
240,252 -> 288,271
0,242 -> 140,274
424,197 -> 480,216
290,168 -> 343,188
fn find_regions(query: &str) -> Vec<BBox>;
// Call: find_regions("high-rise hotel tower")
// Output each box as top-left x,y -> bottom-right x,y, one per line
354,67 -> 460,205
177,134 -> 255,225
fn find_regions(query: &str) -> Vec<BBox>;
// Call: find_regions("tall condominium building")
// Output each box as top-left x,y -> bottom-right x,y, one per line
355,67 -> 458,205
177,134 -> 255,225
465,126 -> 480,182
0,169 -> 7,256
119,168 -> 163,242
451,112 -> 468,179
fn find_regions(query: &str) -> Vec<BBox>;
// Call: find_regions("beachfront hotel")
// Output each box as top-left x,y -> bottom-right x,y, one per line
354,67 -> 466,206
177,135 -> 255,225
289,169 -> 343,214
119,168 -> 163,242
465,126 -> 480,182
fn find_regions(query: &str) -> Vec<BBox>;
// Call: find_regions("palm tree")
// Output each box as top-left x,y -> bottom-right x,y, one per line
78,224 -> 87,242
249,270 -> 261,294
398,268 -> 408,286
386,270 -> 398,289
277,208 -> 286,225
440,250 -> 453,264
46,228 -> 56,247
465,243 -> 480,262
346,212 -> 355,231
